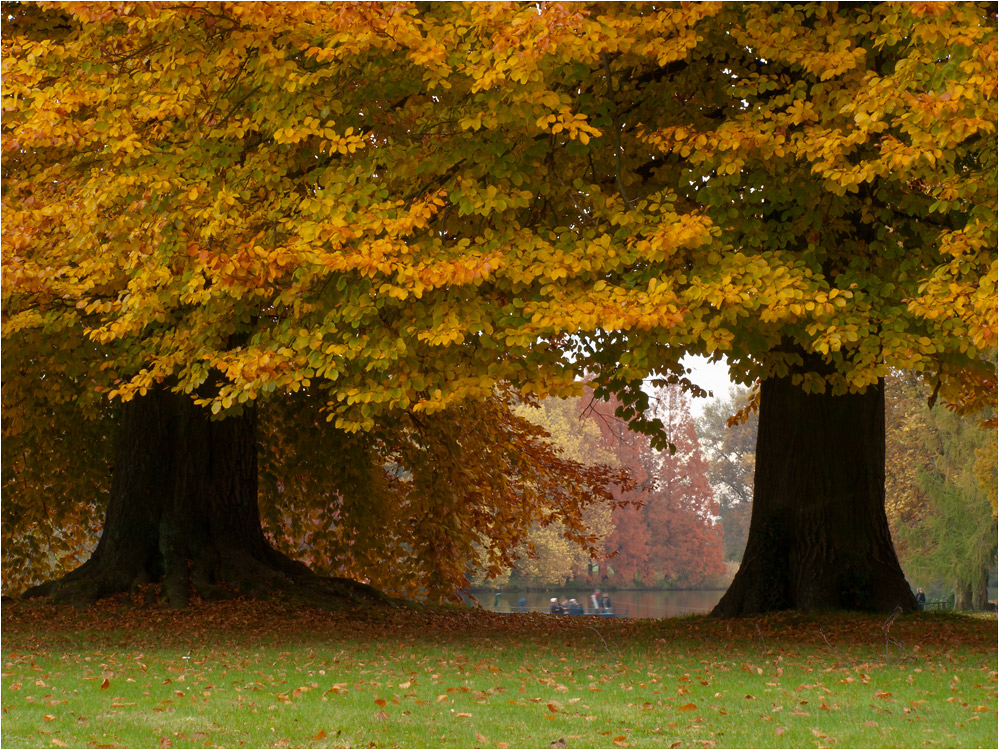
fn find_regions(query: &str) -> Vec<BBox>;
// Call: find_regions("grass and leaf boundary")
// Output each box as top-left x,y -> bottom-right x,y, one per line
2,596 -> 996,748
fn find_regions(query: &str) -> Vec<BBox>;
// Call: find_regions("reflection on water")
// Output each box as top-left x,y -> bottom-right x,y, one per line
476,589 -> 724,619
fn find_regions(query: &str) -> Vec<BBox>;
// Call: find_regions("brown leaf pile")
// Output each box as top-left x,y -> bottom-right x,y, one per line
3,594 -> 996,655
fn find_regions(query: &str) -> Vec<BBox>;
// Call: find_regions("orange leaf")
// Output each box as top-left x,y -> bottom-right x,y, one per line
678,702 -> 697,712
374,698 -> 387,708
100,678 -> 110,690
314,731 -> 327,741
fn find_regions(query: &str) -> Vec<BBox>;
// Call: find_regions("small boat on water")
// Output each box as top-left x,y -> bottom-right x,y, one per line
490,604 -> 629,618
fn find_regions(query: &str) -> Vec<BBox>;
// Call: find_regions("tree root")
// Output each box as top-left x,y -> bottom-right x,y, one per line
22,544 -> 399,612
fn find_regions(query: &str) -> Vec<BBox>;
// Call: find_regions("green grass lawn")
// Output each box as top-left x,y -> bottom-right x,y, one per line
2,598 -> 995,748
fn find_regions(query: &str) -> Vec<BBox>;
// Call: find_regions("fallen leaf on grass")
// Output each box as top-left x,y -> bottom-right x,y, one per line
678,703 -> 697,712
455,712 -> 472,718
43,715 -> 56,722
314,730 -> 326,741
374,710 -> 389,721
99,679 -> 110,690
547,702 -> 560,713
374,698 -> 387,708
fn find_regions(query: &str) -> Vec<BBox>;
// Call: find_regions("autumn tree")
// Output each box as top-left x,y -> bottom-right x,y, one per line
1,334 -> 113,595
885,371 -> 997,610
592,388 -> 725,588
644,387 -> 725,587
4,2 -> 643,605
696,386 -> 758,563
592,397 -> 656,586
503,396 -> 619,587
670,3 -> 996,615
4,3 -> 996,613
254,390 -> 624,602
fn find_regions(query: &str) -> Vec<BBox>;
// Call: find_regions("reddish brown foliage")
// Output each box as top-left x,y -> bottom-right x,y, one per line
587,387 -> 725,587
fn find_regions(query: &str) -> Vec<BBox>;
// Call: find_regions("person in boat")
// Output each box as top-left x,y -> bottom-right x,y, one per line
601,592 -> 613,615
549,597 -> 563,615
590,589 -> 601,613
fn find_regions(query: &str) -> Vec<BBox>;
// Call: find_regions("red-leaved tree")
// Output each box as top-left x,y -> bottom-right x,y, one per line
588,387 -> 725,587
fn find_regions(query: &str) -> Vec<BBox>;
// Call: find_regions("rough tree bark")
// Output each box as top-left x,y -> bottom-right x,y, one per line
971,571 -> 990,612
712,369 -> 918,617
956,570 -> 990,612
23,388 -> 385,609
954,582 -> 973,611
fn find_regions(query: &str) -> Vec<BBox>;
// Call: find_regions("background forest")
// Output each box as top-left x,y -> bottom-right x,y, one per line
467,374 -> 996,605
472,385 -> 728,591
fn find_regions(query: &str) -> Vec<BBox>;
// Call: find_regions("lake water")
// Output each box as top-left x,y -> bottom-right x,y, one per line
475,589 -> 725,619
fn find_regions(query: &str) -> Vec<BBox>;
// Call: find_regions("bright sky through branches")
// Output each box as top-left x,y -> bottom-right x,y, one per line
680,355 -> 736,417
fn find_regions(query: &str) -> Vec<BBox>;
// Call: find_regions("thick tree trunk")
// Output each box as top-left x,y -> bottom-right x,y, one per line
954,581 -> 973,611
971,568 -> 990,611
712,372 -> 917,617
23,388 -> 384,608
954,569 -> 990,611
